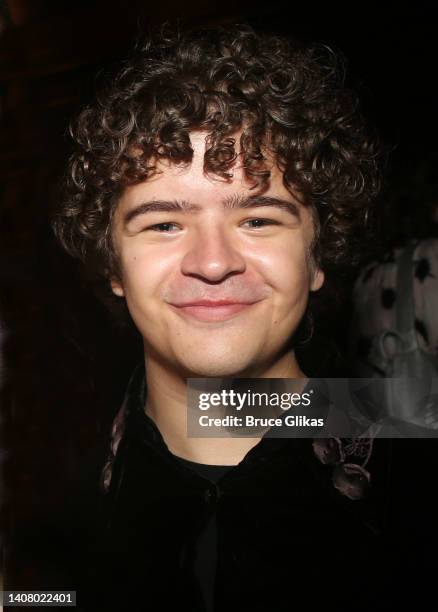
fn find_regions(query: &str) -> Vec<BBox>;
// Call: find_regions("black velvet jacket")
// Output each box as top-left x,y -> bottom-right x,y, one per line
79,367 -> 437,612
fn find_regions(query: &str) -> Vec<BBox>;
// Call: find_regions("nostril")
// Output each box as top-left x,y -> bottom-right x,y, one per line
180,266 -> 247,284
180,238 -> 246,281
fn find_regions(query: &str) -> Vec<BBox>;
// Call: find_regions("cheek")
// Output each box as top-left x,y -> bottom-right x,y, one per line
120,244 -> 178,298
251,240 -> 312,304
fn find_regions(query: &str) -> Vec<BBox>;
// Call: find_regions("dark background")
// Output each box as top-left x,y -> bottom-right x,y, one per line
0,0 -> 437,595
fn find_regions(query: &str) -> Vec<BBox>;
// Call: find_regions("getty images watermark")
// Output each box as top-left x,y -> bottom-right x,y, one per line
186,378 -> 438,438
196,387 -> 322,429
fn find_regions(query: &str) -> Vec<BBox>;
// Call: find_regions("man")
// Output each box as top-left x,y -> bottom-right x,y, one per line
53,24 -> 397,612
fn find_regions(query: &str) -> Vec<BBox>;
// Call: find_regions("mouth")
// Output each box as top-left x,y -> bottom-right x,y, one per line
169,299 -> 261,323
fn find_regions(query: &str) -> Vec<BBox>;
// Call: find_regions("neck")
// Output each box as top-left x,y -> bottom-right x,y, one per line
144,351 -> 305,466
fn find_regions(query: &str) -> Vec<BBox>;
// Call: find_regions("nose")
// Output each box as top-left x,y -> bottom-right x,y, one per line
180,224 -> 246,282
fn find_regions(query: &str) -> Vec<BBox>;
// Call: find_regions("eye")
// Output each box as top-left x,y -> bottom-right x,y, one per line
146,222 -> 180,233
242,218 -> 280,229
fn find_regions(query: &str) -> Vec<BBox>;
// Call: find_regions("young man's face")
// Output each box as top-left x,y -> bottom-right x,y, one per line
111,132 -> 324,378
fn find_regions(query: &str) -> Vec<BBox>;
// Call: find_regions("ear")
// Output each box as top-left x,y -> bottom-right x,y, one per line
310,267 -> 324,292
110,277 -> 125,297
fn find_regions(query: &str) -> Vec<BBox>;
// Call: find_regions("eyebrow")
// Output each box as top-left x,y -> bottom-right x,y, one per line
123,195 -> 301,226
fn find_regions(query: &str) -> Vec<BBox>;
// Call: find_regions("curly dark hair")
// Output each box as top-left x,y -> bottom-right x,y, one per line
53,23 -> 381,290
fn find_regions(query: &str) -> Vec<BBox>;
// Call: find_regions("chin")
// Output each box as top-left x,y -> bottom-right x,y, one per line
177,354 -> 257,378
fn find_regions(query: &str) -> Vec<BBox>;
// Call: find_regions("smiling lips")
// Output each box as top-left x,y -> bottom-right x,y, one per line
170,299 -> 260,322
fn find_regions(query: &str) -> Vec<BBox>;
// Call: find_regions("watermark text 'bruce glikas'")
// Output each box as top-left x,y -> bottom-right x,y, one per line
198,389 -> 313,411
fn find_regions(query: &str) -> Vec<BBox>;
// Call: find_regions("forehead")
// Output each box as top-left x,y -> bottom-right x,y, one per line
118,131 -> 297,211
